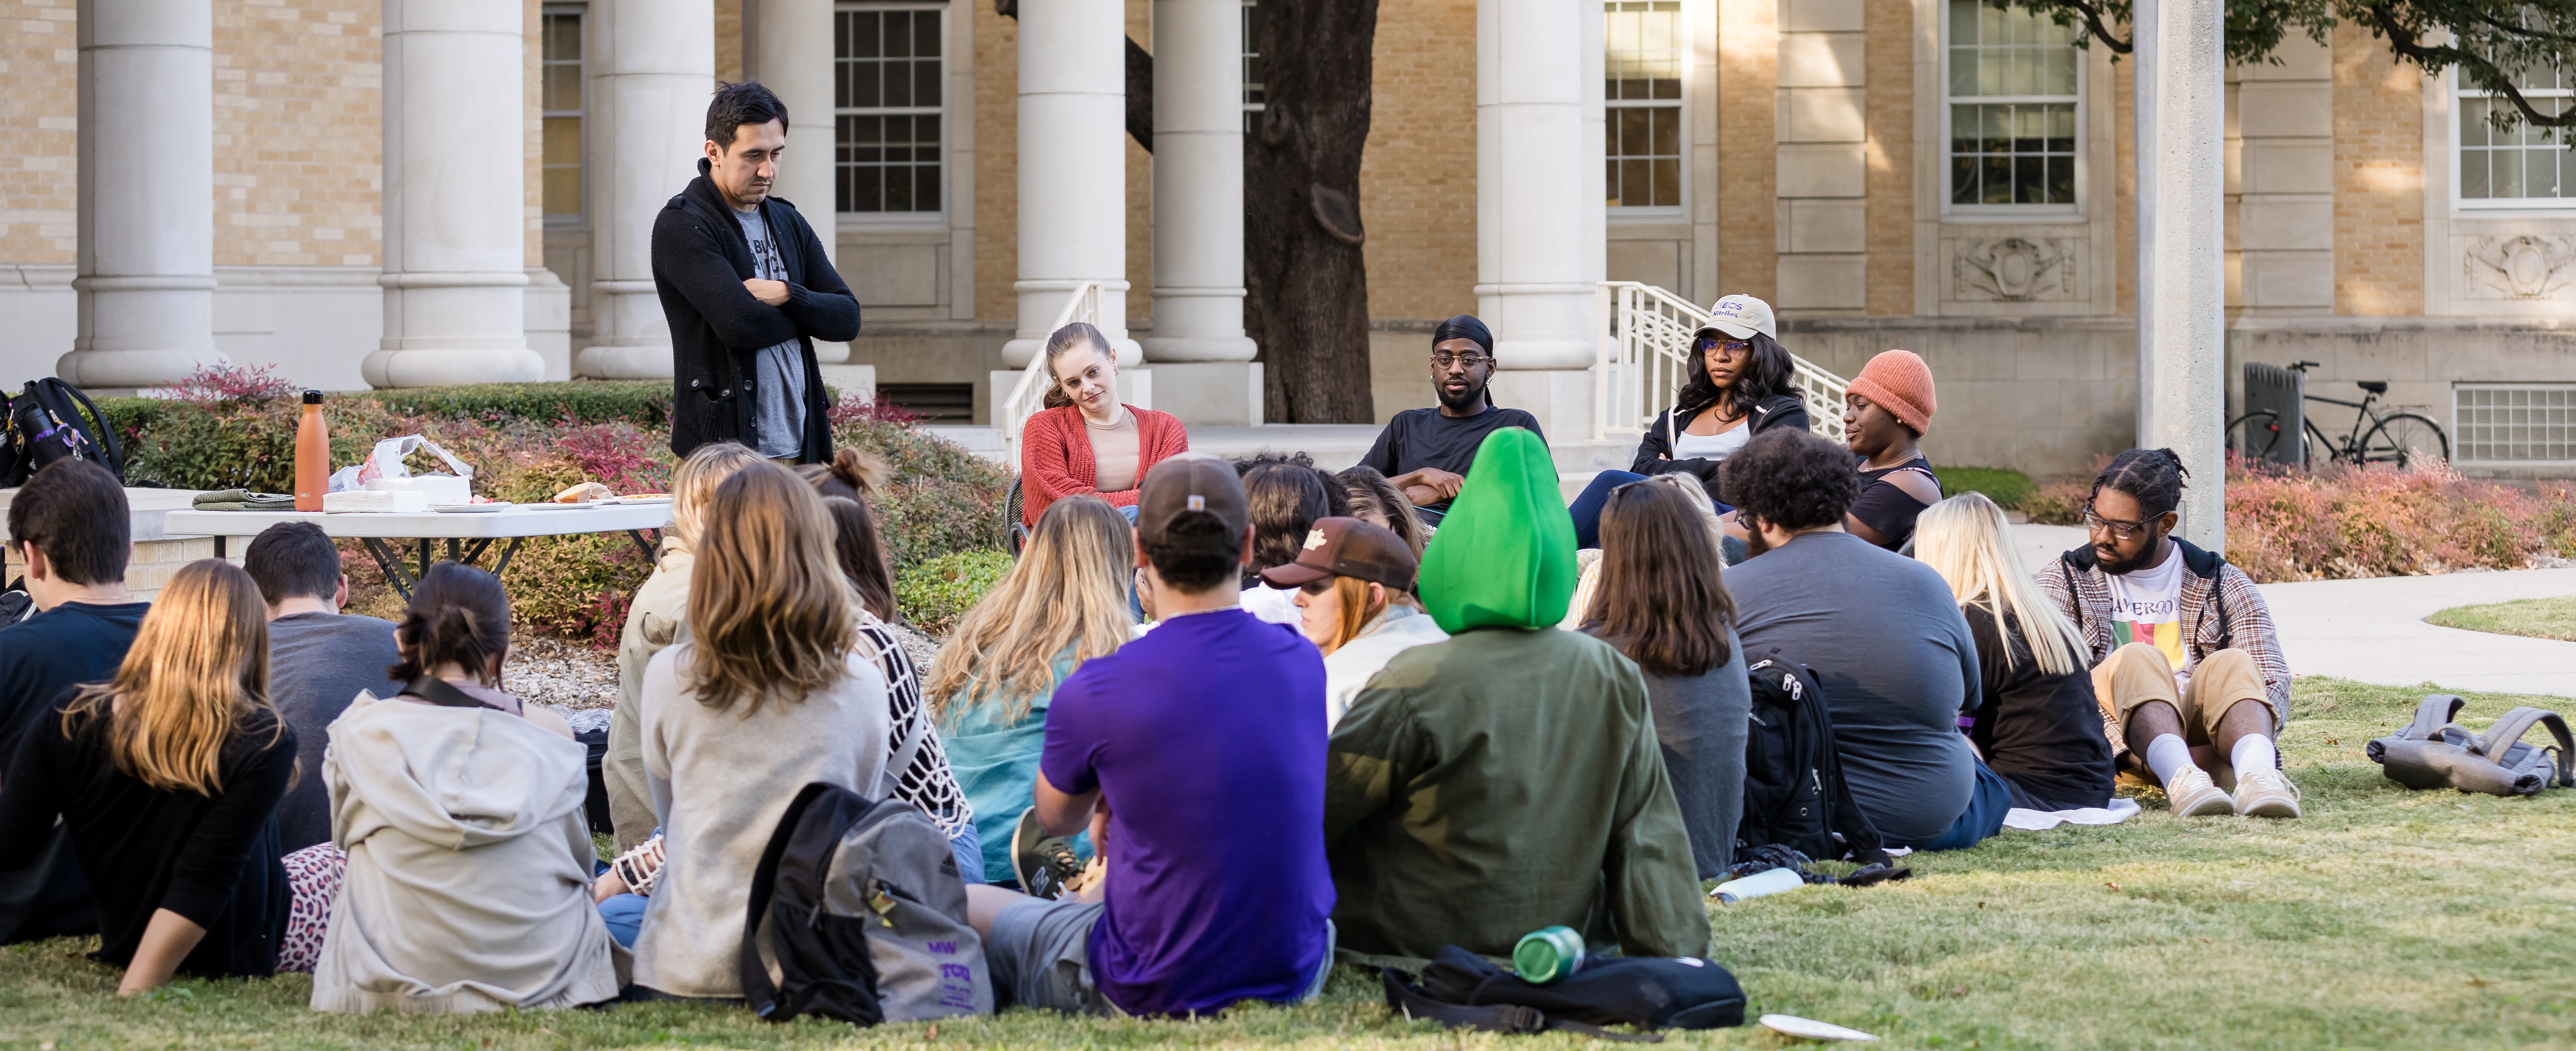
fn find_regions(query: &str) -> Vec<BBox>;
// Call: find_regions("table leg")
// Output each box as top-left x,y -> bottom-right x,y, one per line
419,538 -> 433,582
626,529 -> 660,561
459,537 -> 495,567
490,537 -> 525,576
361,538 -> 418,602
446,538 -> 460,564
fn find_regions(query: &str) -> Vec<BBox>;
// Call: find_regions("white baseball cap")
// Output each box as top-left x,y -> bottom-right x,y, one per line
1695,294 -> 1777,342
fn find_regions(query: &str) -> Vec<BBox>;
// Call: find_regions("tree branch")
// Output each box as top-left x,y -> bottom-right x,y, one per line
2052,0 -> 2136,53
2366,0 -> 2576,127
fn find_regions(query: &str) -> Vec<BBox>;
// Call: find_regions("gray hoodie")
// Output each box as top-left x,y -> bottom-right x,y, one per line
312,691 -> 619,1013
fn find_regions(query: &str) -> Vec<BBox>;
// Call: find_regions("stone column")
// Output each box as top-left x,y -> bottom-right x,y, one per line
578,0 -> 716,380
2134,0 -> 2226,550
1001,0 -> 1139,371
58,0 -> 220,389
1474,0 -> 1603,440
748,0 -> 848,365
1143,0 -> 1260,424
364,0 -> 545,388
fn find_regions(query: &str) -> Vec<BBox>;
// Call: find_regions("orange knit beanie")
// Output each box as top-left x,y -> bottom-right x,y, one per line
1847,349 -> 1936,435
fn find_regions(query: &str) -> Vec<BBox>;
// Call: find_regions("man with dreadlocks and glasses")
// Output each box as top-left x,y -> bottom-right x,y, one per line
2035,449 -> 2300,819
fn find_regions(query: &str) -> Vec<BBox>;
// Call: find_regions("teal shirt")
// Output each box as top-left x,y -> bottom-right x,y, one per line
940,649 -> 1082,882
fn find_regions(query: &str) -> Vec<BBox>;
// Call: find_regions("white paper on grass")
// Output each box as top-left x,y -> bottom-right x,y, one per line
1759,1014 -> 1879,1042
327,434 -> 475,493
2000,797 -> 2143,832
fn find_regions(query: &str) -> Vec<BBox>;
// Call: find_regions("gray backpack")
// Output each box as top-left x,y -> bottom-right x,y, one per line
2368,695 -> 2574,797
742,782 -> 994,1025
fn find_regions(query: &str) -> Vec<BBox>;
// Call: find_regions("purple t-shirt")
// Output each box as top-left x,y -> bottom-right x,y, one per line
1039,608 -> 1336,1016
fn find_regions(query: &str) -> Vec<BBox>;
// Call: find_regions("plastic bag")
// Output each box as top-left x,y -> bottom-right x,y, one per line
327,434 -> 475,493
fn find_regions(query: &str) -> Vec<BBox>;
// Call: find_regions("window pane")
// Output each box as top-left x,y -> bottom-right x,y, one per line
1949,0 -> 1978,45
853,11 -> 882,57
1649,105 -> 1678,155
852,166 -> 884,212
2014,154 -> 2044,202
1982,157 -> 2012,203
1606,157 -> 1623,205
543,116 -> 582,164
2462,97 -> 2489,146
917,11 -> 942,57
918,59 -> 942,107
886,58 -> 912,107
2498,149 -> 2527,197
1651,157 -> 1679,206
545,13 -> 580,61
1620,158 -> 1651,207
884,11 -> 912,58
544,65 -> 580,112
2045,154 -> 2074,202
854,60 -> 882,108
544,166 -> 581,217
1952,156 -> 1979,203
1619,107 -> 1650,154
2531,147 -> 2561,197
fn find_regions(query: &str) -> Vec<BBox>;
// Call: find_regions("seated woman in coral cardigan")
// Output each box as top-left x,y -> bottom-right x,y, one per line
1019,323 -> 1189,527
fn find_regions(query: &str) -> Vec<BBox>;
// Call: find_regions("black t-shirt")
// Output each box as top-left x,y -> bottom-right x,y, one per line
1962,604 -> 2116,812
0,600 -> 148,943
1357,405 -> 1547,509
0,700 -> 296,977
1850,453 -> 1937,550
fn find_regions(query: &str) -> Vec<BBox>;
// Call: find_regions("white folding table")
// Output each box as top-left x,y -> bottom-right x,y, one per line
163,503 -> 674,600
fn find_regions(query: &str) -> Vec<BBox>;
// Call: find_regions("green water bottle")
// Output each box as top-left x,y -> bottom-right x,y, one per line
1512,925 -> 1587,984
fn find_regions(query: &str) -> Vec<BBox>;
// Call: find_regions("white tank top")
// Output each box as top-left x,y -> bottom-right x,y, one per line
1672,423 -> 1750,462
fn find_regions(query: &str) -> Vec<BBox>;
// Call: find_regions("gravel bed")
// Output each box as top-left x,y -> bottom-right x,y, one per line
504,623 -> 948,714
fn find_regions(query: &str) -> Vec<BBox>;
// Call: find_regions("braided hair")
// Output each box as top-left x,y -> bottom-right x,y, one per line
2090,447 -> 2190,519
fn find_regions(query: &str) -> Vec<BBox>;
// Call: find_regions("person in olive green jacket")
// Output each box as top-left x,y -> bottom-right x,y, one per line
1321,428 -> 1713,966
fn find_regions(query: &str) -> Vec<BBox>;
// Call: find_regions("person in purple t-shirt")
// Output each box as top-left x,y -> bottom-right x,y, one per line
964,453 -> 1337,1017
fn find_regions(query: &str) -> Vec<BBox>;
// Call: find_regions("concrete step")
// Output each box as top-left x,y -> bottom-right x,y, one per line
918,423 -> 1632,481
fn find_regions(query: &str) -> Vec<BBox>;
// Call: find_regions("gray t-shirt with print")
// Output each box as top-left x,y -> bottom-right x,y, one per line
732,206 -> 810,460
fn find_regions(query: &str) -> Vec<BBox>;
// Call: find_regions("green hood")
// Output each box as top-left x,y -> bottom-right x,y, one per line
1418,427 -> 1575,632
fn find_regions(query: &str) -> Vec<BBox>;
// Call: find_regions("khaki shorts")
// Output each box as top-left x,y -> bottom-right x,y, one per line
2094,643 -> 2274,779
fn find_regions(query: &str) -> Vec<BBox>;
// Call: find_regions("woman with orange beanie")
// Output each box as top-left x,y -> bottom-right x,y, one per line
1842,349 -> 1943,550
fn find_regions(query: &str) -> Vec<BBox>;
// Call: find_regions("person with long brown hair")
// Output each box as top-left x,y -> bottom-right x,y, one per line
608,440 -> 766,852
1257,517 -> 1445,729
1578,478 -> 1751,879
631,462 -> 890,999
0,559 -> 296,993
927,495 -> 1132,883
310,562 -> 616,1012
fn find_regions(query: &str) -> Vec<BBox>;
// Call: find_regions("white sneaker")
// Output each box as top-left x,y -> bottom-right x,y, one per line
2162,765 -> 2236,817
2232,764 -> 2303,818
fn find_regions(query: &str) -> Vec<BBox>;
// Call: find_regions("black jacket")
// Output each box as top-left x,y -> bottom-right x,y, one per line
1628,393 -> 1810,502
653,159 -> 861,461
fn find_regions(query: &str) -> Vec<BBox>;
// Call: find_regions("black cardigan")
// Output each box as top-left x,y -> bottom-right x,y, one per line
652,159 -> 862,461
1627,393 -> 1811,502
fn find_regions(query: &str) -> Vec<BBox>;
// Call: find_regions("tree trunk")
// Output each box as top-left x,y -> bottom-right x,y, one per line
1245,0 -> 1378,424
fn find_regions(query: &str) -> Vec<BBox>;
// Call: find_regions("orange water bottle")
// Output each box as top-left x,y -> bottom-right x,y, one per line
294,389 -> 328,512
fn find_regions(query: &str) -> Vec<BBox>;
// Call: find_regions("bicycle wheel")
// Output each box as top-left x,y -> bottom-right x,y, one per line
2358,412 -> 2449,469
2227,411 -> 2288,463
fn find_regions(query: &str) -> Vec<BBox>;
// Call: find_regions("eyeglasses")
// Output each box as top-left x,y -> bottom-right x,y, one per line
1430,353 -> 1495,370
2079,503 -> 2155,541
1696,338 -> 1752,358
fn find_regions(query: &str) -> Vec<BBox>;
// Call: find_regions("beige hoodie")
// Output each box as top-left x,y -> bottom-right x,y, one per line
313,691 -> 618,1013
608,540 -> 692,852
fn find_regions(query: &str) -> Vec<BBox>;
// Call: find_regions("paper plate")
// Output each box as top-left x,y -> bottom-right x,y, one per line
1759,1015 -> 1877,1042
529,501 -> 602,510
432,502 -> 511,514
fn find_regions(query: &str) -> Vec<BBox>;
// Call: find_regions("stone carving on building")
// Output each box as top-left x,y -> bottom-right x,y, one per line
1952,237 -> 2077,301
2463,235 -> 2576,300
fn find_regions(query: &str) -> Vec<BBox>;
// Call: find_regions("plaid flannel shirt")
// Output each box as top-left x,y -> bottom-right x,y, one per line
2035,538 -> 2291,759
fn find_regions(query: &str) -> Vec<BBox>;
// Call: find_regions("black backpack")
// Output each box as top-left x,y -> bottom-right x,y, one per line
0,378 -> 123,486
1737,653 -> 1891,867
1381,945 -> 1746,1042
741,782 -> 993,1026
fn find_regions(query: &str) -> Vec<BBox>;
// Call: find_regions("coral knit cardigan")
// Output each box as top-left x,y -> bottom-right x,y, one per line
1020,404 -> 1191,526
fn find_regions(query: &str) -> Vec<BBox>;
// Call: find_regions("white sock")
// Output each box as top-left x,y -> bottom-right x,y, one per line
2230,735 -> 2278,776
2143,734 -> 2197,787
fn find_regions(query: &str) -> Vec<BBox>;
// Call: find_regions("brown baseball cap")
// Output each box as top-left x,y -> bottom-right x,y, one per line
1258,517 -> 1419,593
1135,452 -> 1249,549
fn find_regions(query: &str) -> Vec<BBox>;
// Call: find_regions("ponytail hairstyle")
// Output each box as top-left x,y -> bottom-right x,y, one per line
797,447 -> 889,503
389,562 -> 514,686
1041,322 -> 1117,410
64,560 -> 282,796
2090,447 -> 2190,520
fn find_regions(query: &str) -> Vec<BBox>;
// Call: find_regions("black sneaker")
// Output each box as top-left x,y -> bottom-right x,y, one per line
1010,807 -> 1081,900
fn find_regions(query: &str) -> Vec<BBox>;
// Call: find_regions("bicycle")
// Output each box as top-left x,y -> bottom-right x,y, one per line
2225,360 -> 2449,470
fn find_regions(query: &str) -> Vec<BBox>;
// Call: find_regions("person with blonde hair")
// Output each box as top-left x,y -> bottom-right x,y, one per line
1916,493 -> 2117,813
607,440 -> 766,852
310,562 -> 616,1012
631,463 -> 890,999
929,495 -> 1134,884
0,559 -> 297,993
1259,517 -> 1446,729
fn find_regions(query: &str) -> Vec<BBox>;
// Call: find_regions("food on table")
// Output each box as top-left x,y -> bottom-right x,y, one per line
553,482 -> 614,504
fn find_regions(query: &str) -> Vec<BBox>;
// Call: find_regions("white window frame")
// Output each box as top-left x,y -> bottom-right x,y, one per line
2449,67 -> 2576,211
1939,0 -> 2085,219
1242,0 -> 1264,133
1603,0 -> 1688,218
836,1 -> 950,225
540,2 -> 588,230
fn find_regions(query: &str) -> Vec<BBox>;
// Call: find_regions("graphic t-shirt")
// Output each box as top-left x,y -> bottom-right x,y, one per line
2106,543 -> 2190,685
1039,608 -> 1334,1016
731,206 -> 809,460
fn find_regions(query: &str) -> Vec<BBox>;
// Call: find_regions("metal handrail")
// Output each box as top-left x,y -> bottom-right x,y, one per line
1594,281 -> 1849,445
1000,282 -> 1103,468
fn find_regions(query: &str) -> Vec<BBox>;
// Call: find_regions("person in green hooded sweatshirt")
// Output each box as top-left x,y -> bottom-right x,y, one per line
1320,428 -> 1713,966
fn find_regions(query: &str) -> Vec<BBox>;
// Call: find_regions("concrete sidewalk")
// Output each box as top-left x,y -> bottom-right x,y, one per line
2259,568 -> 2576,697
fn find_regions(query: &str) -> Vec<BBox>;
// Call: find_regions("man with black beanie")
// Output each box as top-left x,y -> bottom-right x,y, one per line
1354,315 -> 1547,523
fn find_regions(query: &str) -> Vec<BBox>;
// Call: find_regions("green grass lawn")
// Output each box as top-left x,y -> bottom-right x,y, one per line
2427,595 -> 2576,643
7,678 -> 2575,1050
